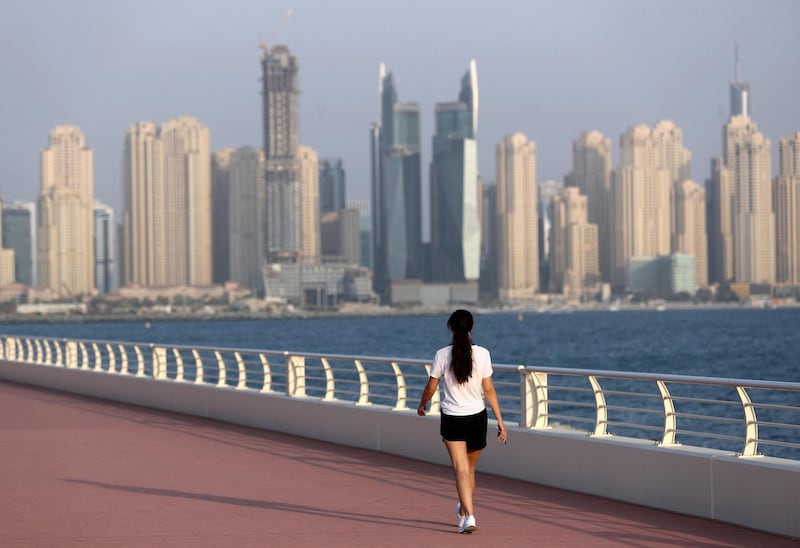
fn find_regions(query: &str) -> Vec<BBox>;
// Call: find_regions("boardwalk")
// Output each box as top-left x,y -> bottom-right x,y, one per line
0,380 -> 797,547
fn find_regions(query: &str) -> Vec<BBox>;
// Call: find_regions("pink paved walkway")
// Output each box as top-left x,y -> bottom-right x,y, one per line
1,380 -> 797,547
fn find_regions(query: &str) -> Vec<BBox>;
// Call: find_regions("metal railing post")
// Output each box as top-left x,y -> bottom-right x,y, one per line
65,341 -> 78,369
588,375 -> 609,436
152,346 -> 167,380
287,353 -> 306,397
520,368 -> 549,428
657,380 -> 678,447
259,354 -> 272,393
736,386 -> 760,457
353,359 -> 369,405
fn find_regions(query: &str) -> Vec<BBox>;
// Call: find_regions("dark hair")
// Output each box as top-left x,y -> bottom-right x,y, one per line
447,309 -> 474,384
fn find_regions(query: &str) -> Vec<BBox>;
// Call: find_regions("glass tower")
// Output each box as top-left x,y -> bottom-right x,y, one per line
371,68 -> 422,303
430,60 -> 480,282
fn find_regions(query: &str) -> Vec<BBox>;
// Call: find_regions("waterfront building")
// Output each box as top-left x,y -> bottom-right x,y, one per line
1,201 -> 36,286
346,199 -> 372,269
565,131 -> 612,283
627,254 -> 696,296
321,208 -> 361,266
122,117 -> 212,288
724,115 -> 774,284
479,182 -> 498,300
0,248 -> 14,286
228,147 -> 265,293
706,158 -> 735,284
297,145 -> 320,263
211,148 -> 234,284
38,126 -> 94,296
122,121 -> 161,287
496,133 -> 538,300
611,124 -> 672,290
370,65 -> 422,303
774,133 -> 800,285
429,60 -> 480,283
93,201 -> 116,294
263,261 -> 374,308
161,116 -> 212,286
549,186 -> 599,299
261,44 -> 300,258
673,180 -> 708,288
320,159 -> 346,215
538,179 -> 562,292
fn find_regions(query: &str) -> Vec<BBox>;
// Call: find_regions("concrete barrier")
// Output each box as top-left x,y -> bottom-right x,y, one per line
1,358 -> 798,539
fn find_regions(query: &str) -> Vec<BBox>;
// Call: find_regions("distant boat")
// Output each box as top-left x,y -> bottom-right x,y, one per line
656,305 -> 666,312
517,313 -> 524,321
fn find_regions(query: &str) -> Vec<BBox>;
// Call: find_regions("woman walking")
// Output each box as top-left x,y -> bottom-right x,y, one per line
417,309 -> 508,534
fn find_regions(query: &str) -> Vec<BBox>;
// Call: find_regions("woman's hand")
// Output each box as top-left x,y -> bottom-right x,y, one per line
417,404 -> 426,416
496,423 -> 508,444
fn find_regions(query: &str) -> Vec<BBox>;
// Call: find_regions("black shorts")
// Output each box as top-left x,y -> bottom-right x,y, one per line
440,408 -> 488,451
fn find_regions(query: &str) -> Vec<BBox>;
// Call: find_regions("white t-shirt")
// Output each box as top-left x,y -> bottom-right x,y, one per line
430,344 -> 493,416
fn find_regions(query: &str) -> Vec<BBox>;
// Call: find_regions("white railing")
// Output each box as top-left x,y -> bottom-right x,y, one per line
2,334 -> 800,460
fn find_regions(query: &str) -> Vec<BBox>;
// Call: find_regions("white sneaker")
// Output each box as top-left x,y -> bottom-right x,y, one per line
455,502 -> 463,527
458,515 -> 476,534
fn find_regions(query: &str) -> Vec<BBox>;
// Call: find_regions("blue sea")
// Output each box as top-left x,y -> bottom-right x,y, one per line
2,307 -> 798,381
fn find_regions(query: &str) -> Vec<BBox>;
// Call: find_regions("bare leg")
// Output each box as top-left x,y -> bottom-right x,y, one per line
444,440 -> 481,517
467,447 -> 481,509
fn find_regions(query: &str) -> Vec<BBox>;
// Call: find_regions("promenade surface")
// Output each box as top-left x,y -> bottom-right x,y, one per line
1,381 -> 797,548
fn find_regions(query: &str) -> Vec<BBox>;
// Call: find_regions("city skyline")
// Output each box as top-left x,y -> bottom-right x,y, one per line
1,1 -> 799,217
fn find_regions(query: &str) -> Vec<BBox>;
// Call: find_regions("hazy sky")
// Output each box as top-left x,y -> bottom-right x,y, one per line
1,0 -> 799,218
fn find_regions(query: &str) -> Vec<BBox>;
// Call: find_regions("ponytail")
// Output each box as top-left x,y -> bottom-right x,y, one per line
447,309 -> 474,384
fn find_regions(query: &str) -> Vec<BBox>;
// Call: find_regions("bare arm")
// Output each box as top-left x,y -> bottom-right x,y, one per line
482,376 -> 508,443
417,376 -> 439,416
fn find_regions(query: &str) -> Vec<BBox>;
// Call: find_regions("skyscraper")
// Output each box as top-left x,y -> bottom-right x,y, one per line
430,60 -> 480,283
122,117 -> 211,288
122,121 -> 161,287
0,199 -> 14,286
228,146 -> 265,292
93,201 -> 116,294
496,133 -> 538,300
724,115 -> 774,284
611,124 -> 673,289
565,131 -> 612,282
1,201 -> 36,285
706,158 -> 734,284
160,116 -> 212,286
261,44 -> 300,258
370,66 -> 422,303
673,180 -> 708,288
549,186 -> 599,298
38,126 -> 94,296
297,145 -> 320,262
320,159 -> 346,215
212,147 -> 234,284
774,133 -> 800,285
537,180 -> 562,292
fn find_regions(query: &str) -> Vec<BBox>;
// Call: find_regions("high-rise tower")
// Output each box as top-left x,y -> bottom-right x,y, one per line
430,60 -> 480,283
565,131 -> 612,282
774,133 -> 800,285
122,117 -> 211,288
261,44 -> 300,258
38,126 -> 94,296
370,66 -> 422,303
724,115 -> 774,284
496,133 -> 538,300
228,147 -> 265,292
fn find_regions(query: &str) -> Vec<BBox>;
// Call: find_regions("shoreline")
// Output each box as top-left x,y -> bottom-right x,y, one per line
1,300 -> 797,325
